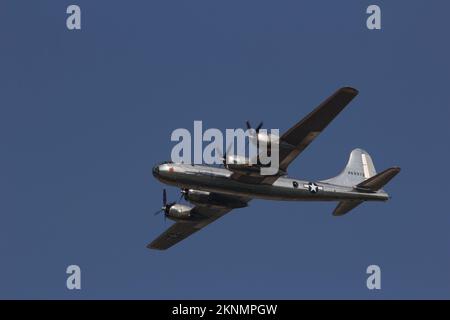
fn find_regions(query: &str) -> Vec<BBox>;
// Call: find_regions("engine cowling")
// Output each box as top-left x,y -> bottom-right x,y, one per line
224,155 -> 285,177
225,154 -> 252,165
182,189 -> 248,208
167,204 -> 193,221
183,189 -> 211,204
226,163 -> 262,176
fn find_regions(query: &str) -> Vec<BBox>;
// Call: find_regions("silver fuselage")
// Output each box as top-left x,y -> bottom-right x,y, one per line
152,163 -> 389,202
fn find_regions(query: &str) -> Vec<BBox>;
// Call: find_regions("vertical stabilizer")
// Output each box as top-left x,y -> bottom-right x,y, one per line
321,148 -> 376,187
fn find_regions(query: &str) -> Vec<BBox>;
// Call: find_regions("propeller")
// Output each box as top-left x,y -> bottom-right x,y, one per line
246,120 -> 263,133
153,189 -> 175,219
180,188 -> 189,201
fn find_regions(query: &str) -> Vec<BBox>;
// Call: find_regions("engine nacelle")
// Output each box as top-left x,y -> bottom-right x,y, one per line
225,154 -> 252,165
225,155 -> 286,177
224,155 -> 264,177
167,204 -> 193,221
183,189 -> 248,208
251,132 -> 279,146
226,163 -> 286,178
184,189 -> 211,204
227,163 -> 261,176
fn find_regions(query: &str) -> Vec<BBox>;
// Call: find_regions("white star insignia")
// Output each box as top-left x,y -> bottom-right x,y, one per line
304,182 -> 323,193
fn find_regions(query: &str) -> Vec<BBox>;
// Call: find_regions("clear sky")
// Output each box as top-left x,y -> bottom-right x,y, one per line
1,1 -> 449,299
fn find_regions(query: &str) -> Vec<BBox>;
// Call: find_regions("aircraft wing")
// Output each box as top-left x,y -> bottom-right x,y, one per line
231,87 -> 359,185
148,196 -> 249,250
277,86 -> 358,172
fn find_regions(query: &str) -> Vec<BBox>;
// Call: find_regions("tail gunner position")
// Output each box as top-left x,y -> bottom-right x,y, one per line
150,87 -> 400,250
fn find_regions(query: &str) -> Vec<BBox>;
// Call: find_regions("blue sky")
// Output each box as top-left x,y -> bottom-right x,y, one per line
0,1 -> 449,299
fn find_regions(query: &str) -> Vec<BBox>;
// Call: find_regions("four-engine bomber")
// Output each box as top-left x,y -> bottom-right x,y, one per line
149,87 -> 400,250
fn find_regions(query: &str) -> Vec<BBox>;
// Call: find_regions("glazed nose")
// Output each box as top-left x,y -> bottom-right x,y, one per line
152,165 -> 160,177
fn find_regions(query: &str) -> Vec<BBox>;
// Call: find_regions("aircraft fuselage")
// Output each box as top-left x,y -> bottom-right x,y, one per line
152,162 -> 388,203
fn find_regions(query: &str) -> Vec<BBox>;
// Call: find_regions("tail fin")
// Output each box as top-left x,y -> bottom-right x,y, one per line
321,148 -> 377,187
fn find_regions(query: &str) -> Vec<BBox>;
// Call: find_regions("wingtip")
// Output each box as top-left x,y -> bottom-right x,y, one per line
147,243 -> 167,250
390,166 -> 401,173
341,86 -> 359,95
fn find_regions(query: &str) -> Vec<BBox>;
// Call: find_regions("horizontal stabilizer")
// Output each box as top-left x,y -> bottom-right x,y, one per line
355,167 -> 401,192
333,200 -> 363,216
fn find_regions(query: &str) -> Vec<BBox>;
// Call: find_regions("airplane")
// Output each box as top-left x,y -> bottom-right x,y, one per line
149,87 -> 400,250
